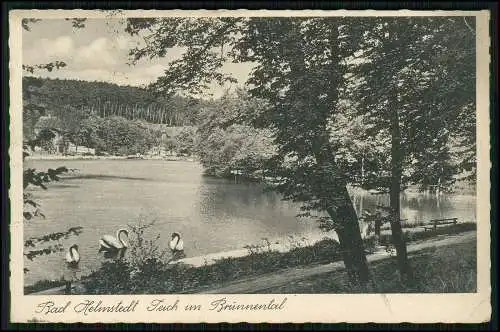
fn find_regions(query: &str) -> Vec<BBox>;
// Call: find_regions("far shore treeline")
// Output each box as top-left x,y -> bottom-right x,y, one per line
23,76 -> 276,180
23,76 -> 475,189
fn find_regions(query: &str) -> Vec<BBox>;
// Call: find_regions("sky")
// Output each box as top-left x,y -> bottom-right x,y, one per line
22,18 -> 254,98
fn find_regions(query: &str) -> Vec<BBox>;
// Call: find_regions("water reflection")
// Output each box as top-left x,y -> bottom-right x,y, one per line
197,177 -> 304,229
23,160 -> 476,286
350,190 -> 476,224
65,174 -> 153,181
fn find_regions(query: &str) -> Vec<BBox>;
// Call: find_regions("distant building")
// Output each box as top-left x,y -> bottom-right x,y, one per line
32,124 -> 95,155
148,146 -> 167,157
31,128 -> 65,154
66,143 -> 95,155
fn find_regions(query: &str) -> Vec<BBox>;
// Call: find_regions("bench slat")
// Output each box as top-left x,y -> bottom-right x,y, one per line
429,218 -> 458,222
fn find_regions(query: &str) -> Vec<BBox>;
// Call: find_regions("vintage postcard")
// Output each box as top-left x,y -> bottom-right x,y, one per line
9,9 -> 491,323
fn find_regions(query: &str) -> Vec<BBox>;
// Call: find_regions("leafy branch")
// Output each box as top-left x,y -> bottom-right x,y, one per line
23,62 -> 67,74
24,244 -> 65,261
23,166 -> 69,190
24,227 -> 84,261
24,226 -> 83,248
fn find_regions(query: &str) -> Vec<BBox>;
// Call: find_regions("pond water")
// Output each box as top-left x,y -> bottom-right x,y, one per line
23,159 -> 477,285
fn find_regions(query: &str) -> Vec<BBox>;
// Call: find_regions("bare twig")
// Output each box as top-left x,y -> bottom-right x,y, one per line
463,17 -> 475,35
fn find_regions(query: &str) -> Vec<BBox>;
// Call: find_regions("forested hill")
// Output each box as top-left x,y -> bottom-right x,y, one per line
23,76 -> 208,126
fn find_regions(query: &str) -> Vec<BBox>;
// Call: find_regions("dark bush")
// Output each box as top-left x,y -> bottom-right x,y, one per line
36,222 -> 476,294
83,259 -> 133,294
25,278 -> 67,294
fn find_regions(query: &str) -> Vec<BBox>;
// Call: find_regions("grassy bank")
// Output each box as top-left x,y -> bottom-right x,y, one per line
25,222 -> 476,294
24,279 -> 68,295
375,222 -> 476,248
263,239 -> 476,293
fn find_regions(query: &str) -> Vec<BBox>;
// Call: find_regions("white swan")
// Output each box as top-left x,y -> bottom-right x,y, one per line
65,244 -> 80,267
169,232 -> 184,253
99,228 -> 129,253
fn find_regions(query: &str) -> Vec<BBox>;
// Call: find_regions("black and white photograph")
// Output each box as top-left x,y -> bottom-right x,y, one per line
9,9 -> 491,323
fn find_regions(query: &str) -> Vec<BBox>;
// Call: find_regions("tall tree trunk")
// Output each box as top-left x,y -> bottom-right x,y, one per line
314,145 -> 372,288
155,105 -> 160,123
374,215 -> 382,237
389,106 -> 414,286
310,21 -> 373,289
327,186 -> 372,288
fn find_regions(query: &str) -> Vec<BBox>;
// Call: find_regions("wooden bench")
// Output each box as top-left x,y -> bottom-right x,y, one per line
422,218 -> 458,231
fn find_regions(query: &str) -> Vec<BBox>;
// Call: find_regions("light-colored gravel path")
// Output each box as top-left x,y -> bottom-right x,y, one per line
31,231 -> 475,295
198,231 -> 476,294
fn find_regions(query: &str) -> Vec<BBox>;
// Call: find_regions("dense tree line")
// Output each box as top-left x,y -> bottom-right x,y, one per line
23,76 -> 207,142
23,77 -> 279,161
22,76 -> 220,156
79,115 -> 159,155
126,16 -> 476,287
195,89 -> 276,178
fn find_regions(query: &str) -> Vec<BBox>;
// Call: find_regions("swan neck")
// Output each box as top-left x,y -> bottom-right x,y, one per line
117,229 -> 127,246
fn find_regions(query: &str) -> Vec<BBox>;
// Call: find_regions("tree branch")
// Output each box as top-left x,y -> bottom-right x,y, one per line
463,17 -> 475,35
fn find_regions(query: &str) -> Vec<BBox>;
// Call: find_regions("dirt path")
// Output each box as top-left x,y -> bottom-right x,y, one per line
199,231 -> 476,294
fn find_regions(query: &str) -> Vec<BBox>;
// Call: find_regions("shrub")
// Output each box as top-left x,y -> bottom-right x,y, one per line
83,259 -> 133,294
77,221 -> 476,294
24,278 -> 67,294
84,217 -> 173,294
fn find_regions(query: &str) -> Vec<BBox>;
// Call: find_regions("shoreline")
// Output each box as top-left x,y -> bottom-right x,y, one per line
24,155 -> 476,195
174,232 -> 337,268
173,220 -> 477,268
25,155 -> 198,162
201,231 -> 476,294
25,224 -> 477,294
23,220 -> 478,289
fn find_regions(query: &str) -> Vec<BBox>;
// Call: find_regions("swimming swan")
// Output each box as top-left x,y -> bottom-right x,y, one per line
99,228 -> 129,252
65,244 -> 80,267
169,232 -> 184,253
